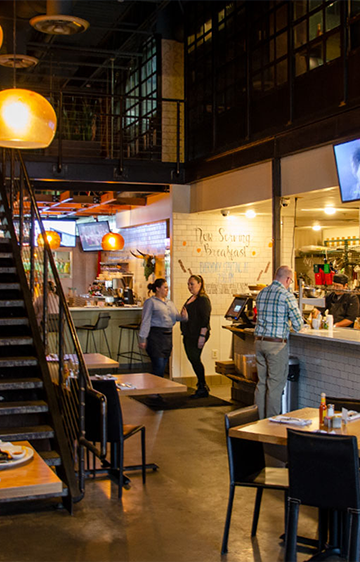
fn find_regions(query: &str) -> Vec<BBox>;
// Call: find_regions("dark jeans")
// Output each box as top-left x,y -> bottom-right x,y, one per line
183,337 -> 206,387
149,356 -> 168,378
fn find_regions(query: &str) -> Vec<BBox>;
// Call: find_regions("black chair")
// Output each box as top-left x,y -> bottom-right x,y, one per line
85,379 -> 146,498
77,312 -> 111,357
285,429 -> 360,562
221,405 -> 289,554
116,323 -> 144,368
326,396 -> 360,413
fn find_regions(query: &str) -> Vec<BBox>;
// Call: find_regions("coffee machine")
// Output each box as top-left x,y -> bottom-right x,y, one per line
121,274 -> 134,304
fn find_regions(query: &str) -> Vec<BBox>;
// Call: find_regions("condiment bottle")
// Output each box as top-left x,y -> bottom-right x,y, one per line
319,392 -> 327,426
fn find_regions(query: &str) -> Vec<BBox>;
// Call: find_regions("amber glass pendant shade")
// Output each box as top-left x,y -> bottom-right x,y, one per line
37,231 -> 61,250
101,232 -> 125,251
0,26 -> 3,49
0,89 -> 57,148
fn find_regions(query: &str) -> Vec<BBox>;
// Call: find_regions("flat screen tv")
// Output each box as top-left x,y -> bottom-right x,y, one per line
333,138 -> 360,203
77,221 -> 110,252
34,220 -> 76,248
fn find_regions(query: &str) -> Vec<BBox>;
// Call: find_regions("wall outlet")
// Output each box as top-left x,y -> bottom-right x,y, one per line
211,349 -> 219,360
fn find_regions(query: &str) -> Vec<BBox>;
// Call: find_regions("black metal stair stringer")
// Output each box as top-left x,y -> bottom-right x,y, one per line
0,189 -> 81,507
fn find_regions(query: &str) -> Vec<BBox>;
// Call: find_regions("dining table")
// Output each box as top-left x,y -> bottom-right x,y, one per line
229,406 -> 360,558
228,407 -> 360,447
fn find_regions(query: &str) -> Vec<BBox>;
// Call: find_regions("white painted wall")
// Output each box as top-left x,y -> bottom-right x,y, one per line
190,161 -> 273,212
282,145 -> 338,196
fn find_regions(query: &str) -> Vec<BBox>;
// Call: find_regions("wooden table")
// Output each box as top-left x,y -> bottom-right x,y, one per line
46,353 -> 119,371
113,373 -> 187,396
84,353 -> 119,371
229,407 -> 360,447
0,441 -> 63,501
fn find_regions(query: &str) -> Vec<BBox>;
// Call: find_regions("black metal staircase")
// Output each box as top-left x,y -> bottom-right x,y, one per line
0,150 -> 107,512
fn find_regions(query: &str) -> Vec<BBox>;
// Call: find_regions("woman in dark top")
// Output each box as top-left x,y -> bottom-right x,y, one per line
181,275 -> 211,398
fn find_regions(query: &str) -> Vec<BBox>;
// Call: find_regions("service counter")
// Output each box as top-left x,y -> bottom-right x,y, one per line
70,306 -> 143,362
225,326 -> 360,409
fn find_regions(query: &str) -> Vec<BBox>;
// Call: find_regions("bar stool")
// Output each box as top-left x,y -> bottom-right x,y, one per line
77,312 -> 112,357
117,323 -> 144,368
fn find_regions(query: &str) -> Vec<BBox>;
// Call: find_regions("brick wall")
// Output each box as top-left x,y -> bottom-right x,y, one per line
103,221 -> 168,301
290,334 -> 360,407
171,211 -> 274,378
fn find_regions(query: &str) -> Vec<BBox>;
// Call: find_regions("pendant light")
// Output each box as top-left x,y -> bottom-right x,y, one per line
37,231 -> 61,250
101,232 -> 125,251
0,26 -> 3,49
0,2 -> 57,149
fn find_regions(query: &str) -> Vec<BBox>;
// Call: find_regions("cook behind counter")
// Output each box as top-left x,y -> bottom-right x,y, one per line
313,290 -> 359,328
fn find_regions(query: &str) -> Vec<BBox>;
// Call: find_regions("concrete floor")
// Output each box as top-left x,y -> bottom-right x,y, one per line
0,384 -> 323,562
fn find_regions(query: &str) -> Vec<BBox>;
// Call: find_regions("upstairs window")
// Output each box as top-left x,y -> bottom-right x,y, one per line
293,0 -> 341,77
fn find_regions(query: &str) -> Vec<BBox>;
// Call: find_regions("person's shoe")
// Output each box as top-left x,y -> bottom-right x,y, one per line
189,385 -> 210,399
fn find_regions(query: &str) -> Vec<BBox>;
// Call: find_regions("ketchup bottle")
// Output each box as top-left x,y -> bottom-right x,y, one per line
319,392 -> 327,426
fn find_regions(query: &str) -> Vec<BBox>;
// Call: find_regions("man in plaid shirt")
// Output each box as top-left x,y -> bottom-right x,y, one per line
254,265 -> 303,419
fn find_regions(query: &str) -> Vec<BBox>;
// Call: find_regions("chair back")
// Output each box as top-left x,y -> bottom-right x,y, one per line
225,405 -> 265,483
287,429 -> 360,510
86,379 -> 123,442
326,396 -> 360,413
94,313 -> 111,331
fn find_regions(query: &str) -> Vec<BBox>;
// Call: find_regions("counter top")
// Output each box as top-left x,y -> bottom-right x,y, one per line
69,306 -> 142,311
291,327 -> 360,346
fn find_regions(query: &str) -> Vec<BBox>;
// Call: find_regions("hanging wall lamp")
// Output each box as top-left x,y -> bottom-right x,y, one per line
101,232 -> 125,251
37,231 -> 61,250
0,89 -> 57,148
0,3 -> 57,149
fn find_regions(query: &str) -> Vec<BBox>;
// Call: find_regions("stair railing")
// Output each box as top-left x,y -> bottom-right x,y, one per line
1,149 -> 107,500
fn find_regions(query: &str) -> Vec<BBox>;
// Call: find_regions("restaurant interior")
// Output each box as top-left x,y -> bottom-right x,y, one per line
2,1 -> 360,561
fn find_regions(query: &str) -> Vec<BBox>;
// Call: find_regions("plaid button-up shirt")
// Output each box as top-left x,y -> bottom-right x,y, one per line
254,280 -> 303,339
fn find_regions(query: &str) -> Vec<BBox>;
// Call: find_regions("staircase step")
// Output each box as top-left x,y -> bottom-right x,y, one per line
40,451 -> 62,466
0,425 -> 54,441
0,377 -> 43,390
0,237 -> 9,242
0,357 -> 37,368
0,267 -> 16,274
0,336 -> 33,346
0,283 -> 20,291
0,317 -> 29,326
0,253 -> 13,259
0,400 -> 48,415
0,300 -> 24,308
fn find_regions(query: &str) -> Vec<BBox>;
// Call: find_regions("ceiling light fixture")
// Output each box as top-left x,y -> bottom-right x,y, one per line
312,224 -> 322,231
245,209 -> 256,219
101,232 -> 125,251
324,206 -> 336,215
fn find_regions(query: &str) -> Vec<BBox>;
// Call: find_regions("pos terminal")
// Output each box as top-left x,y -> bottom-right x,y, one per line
224,295 -> 256,328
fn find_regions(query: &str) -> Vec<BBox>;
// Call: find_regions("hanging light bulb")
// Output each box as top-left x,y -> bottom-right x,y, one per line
101,232 -> 125,251
0,89 -> 57,149
37,231 -> 61,250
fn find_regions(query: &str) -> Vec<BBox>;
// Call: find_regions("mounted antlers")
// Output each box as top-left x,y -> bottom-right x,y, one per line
130,250 -> 156,280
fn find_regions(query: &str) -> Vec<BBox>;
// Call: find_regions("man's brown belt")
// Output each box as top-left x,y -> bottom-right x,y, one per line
255,336 -> 287,343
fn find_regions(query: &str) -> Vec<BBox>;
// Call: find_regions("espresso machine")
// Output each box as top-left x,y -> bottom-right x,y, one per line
121,274 -> 134,304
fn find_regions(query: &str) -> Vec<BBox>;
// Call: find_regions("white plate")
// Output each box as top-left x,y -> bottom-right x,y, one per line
0,446 -> 34,470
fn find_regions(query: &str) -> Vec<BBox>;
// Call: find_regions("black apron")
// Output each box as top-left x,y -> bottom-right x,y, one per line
146,327 -> 173,359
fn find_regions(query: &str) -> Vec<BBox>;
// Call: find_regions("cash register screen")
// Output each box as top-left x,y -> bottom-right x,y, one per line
224,297 -> 248,321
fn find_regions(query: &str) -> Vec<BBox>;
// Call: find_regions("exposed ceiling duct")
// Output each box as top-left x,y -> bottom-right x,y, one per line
30,0 -> 90,35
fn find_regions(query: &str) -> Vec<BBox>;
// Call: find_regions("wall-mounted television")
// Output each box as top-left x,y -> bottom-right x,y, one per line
77,221 -> 110,252
333,138 -> 360,203
34,220 -> 76,248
